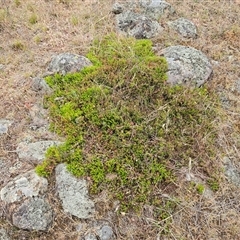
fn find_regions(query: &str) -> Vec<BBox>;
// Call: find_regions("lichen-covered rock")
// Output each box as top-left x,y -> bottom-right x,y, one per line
98,225 -> 114,240
112,2 -> 124,14
0,228 -> 10,240
116,11 -> 163,39
17,140 -> 62,164
223,157 -> 240,187
140,0 -> 175,20
31,77 -> 52,93
159,45 -> 212,87
55,164 -> 95,219
0,170 -> 48,203
0,158 -> 10,185
12,197 -> 53,231
168,18 -> 197,38
81,222 -> 115,240
0,119 -> 13,135
46,53 -> 92,75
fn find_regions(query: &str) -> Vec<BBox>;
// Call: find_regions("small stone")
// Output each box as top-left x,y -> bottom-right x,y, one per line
223,157 -> 240,187
98,225 -> 114,240
12,197 -> 53,231
0,64 -> 4,71
112,2 -> 124,14
0,228 -> 10,240
84,234 -> 97,240
0,119 -> 13,135
32,77 -> 51,93
140,0 -> 175,20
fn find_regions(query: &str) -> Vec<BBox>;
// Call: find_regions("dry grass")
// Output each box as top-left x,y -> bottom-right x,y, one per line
0,0 -> 240,239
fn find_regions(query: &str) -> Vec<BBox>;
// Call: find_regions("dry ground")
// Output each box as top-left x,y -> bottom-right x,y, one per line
0,0 -> 240,239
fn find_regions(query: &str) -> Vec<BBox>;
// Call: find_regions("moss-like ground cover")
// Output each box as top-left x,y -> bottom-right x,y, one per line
36,34 -> 221,218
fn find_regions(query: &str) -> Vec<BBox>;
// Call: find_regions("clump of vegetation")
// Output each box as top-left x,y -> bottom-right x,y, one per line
11,40 -> 25,50
36,34 -> 221,218
29,13 -> 38,25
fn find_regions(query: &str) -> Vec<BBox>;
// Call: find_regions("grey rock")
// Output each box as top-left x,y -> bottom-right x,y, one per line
12,197 -> 53,231
29,104 -> 49,130
159,45 -> 212,87
0,228 -> 10,240
0,64 -> 4,71
0,159 -> 10,183
1,170 -> 48,203
84,234 -> 97,240
168,18 -> 197,38
116,11 -> 163,39
31,77 -> 51,93
46,53 -> 92,75
17,140 -> 62,164
112,2 -> 124,14
234,79 -> 240,93
55,164 -> 95,219
140,0 -> 175,20
0,119 -> 13,135
98,225 -> 114,240
223,157 -> 240,187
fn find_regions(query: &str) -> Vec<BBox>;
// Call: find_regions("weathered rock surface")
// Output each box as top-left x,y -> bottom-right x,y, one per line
0,170 -> 48,203
0,228 -> 10,240
17,140 -> 62,164
31,77 -> 52,93
46,53 -> 92,75
0,159 -> 10,185
98,225 -> 114,240
12,197 -> 53,231
55,164 -> 95,219
116,11 -> 163,39
223,157 -> 240,187
139,0 -> 175,20
113,0 -> 174,39
168,18 -> 197,38
159,45 -> 212,86
82,222 -> 115,240
0,119 -> 13,135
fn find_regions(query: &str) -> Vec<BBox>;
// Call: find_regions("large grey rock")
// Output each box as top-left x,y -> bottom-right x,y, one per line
116,11 -> 163,39
17,140 -> 62,164
46,53 -> 92,75
1,170 -> 48,203
12,197 -> 53,231
55,164 -> 95,219
159,45 -> 212,86
168,18 -> 197,38
0,228 -> 10,240
0,119 -> 13,135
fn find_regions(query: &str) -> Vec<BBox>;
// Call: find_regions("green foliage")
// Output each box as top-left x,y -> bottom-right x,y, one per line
29,14 -> 38,25
37,33 -> 221,219
196,184 -> 205,194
